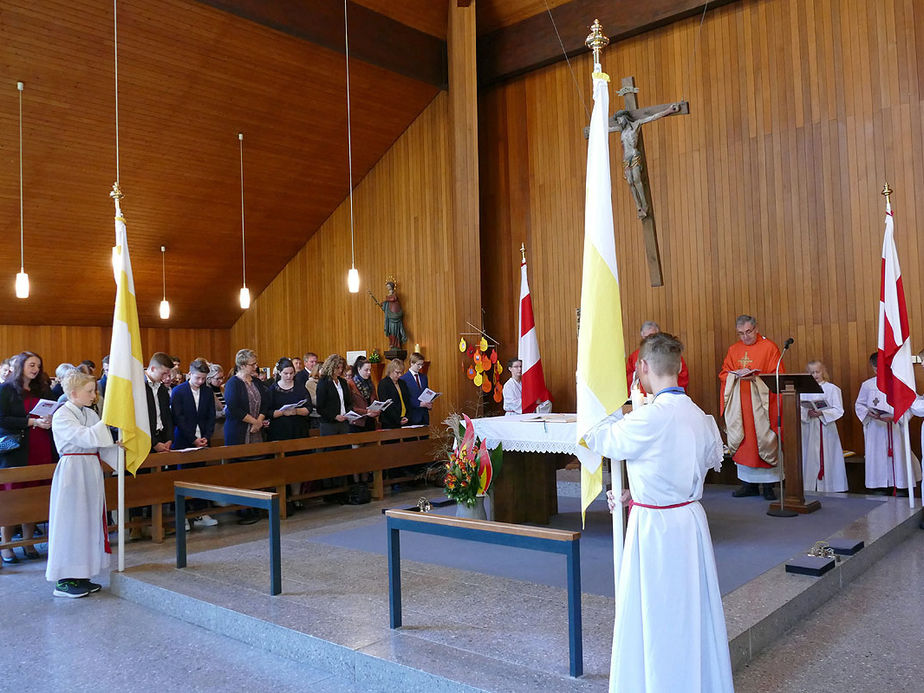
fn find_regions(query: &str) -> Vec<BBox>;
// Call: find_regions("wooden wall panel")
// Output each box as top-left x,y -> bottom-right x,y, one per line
0,325 -> 231,375
231,93 -> 470,425
479,0 -> 924,455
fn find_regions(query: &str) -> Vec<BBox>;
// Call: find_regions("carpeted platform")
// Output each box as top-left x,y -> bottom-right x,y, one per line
312,487 -> 883,596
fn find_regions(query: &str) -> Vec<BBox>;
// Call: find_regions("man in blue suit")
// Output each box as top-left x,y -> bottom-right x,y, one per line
400,352 -> 432,426
171,358 -> 216,449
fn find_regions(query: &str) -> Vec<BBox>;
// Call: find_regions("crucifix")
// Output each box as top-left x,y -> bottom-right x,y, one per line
584,20 -> 690,287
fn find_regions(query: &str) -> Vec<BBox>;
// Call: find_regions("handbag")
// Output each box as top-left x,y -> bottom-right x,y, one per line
0,432 -> 23,453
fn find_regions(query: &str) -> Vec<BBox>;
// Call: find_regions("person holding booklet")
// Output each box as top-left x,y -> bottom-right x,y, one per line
855,351 -> 921,495
267,358 -> 312,442
401,352 -> 436,426
799,360 -> 847,492
347,357 -> 381,433
45,368 -> 120,597
378,359 -> 410,429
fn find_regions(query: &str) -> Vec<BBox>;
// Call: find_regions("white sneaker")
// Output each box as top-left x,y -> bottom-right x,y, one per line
184,519 -> 191,532
195,514 -> 218,527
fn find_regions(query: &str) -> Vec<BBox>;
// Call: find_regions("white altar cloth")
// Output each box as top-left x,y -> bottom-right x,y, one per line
471,414 -> 584,456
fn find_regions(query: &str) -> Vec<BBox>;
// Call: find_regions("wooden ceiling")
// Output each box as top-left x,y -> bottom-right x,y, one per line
0,0 -> 438,328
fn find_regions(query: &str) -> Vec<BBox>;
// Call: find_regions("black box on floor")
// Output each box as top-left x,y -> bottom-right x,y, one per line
785,555 -> 836,577
827,538 -> 864,555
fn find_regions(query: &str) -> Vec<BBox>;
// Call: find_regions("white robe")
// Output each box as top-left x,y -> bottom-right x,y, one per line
800,381 -> 848,492
854,377 -> 921,489
583,392 -> 733,693
502,377 -> 522,415
46,401 -> 118,582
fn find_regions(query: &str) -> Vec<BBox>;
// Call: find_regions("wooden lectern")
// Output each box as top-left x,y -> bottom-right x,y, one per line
759,373 -> 824,514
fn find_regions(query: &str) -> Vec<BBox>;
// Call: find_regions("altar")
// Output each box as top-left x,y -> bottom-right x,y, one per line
472,414 -> 586,524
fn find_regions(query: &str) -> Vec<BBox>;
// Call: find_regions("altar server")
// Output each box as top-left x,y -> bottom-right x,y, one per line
583,332 -> 733,693
502,359 -> 522,415
856,352 -> 921,493
800,360 -> 848,492
46,369 -> 119,598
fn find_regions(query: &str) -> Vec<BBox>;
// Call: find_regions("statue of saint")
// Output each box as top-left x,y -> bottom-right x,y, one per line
614,102 -> 681,218
369,280 -> 407,349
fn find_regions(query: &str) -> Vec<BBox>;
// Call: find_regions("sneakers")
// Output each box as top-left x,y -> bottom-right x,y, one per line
54,579 -> 90,599
195,514 -> 218,527
184,519 -> 191,532
81,580 -> 102,593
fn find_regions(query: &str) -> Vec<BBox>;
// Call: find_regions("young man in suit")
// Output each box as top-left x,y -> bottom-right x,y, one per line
171,358 -> 218,526
145,352 -> 174,453
400,352 -> 432,426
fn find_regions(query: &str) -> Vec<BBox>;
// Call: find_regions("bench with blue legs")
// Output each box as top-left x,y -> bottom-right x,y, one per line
384,508 -> 584,677
174,481 -> 281,595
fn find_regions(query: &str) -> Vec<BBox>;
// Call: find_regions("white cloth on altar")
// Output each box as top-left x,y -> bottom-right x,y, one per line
502,377 -> 522,415
855,377 -> 921,489
470,413 -> 581,455
800,381 -> 847,492
582,392 -> 733,693
46,401 -> 118,582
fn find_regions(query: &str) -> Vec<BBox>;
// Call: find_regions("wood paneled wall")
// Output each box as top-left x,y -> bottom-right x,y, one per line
0,325 -> 231,375
479,0 -> 924,454
231,93 -> 474,424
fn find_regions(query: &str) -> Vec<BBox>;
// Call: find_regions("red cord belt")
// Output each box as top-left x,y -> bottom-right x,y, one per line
629,499 -> 694,510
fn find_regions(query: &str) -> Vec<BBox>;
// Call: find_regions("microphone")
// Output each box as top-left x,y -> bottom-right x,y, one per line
783,337 -> 794,350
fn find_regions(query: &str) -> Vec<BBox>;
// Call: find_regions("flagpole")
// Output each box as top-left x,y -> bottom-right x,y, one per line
118,434 -> 125,571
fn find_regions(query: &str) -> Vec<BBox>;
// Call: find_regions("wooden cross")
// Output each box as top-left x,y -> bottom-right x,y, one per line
586,77 -> 690,287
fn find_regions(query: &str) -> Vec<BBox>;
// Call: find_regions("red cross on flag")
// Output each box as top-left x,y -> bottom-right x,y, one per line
518,254 -> 551,414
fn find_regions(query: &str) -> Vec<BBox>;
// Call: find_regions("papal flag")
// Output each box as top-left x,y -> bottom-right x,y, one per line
576,69 -> 629,521
101,186 -> 150,474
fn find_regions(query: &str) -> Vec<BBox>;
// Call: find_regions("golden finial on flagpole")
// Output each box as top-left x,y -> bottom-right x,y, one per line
520,243 -> 526,262
882,182 -> 893,205
585,19 -> 609,66
110,181 -> 123,200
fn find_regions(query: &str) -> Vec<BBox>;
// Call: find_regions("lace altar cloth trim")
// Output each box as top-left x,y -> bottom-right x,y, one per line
471,415 -> 581,456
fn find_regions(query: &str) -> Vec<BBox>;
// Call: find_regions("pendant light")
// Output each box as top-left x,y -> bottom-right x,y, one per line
238,132 -> 251,309
15,81 -> 29,299
159,245 -> 170,319
343,0 -> 360,293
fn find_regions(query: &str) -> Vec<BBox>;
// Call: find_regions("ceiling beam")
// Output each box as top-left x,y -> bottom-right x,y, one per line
194,0 -> 448,88
477,0 -> 738,87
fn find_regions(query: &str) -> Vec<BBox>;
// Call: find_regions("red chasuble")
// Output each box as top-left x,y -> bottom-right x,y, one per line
626,349 -> 690,395
718,334 -> 783,469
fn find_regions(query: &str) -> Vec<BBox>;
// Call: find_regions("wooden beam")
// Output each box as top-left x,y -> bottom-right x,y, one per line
477,0 -> 738,86
193,0 -> 448,88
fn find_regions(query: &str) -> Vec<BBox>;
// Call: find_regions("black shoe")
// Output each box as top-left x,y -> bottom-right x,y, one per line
236,509 -> 260,525
869,488 -> 890,496
24,548 -> 41,560
732,483 -> 760,497
896,488 -> 909,497
54,579 -> 90,599
762,484 -> 777,501
79,579 -> 102,593
1,553 -> 19,564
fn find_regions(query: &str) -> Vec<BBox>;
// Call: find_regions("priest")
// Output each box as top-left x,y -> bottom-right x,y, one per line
625,320 -> 689,393
719,314 -> 783,500
583,332 -> 733,693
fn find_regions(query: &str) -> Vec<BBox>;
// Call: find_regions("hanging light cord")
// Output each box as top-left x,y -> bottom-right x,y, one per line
344,0 -> 356,269
239,133 -> 246,288
161,247 -> 167,300
113,0 -> 120,182
18,83 -> 24,272
542,0 -> 590,120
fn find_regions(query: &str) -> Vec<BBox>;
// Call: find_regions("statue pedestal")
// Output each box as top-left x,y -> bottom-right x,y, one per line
384,349 -> 407,361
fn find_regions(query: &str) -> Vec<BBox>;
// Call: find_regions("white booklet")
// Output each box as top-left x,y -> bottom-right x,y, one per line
344,410 -> 364,422
367,399 -> 392,413
418,388 -> 441,404
800,399 -> 830,411
278,399 -> 308,412
30,398 -> 66,417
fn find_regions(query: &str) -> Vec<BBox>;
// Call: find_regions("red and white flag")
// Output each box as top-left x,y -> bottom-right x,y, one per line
877,201 -> 915,419
519,255 -> 551,413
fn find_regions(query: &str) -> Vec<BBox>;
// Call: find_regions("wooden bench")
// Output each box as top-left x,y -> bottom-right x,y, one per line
384,509 -> 584,678
175,482 -> 281,595
0,428 -> 433,550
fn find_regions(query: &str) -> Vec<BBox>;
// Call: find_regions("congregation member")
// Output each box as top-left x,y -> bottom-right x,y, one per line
45,368 -> 119,598
171,358 -> 216,450
0,351 -> 55,562
347,356 -> 380,433
0,358 -> 11,384
583,332 -> 733,693
401,352 -> 432,426
625,321 -> 689,393
294,352 -> 318,389
223,349 -> 267,446
207,363 -> 226,421
855,352 -> 921,495
267,358 -> 311,441
316,354 -> 351,436
145,352 -> 175,453
800,360 -> 847,493
377,359 -> 410,429
291,356 -> 304,377
78,359 -> 96,376
503,358 -> 523,415
305,364 -> 321,430
718,314 -> 782,500
98,355 -> 109,397
51,363 -> 75,400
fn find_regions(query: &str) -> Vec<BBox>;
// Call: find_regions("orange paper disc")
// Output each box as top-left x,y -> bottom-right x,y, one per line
481,379 -> 492,393
490,350 -> 498,363
466,366 -> 476,380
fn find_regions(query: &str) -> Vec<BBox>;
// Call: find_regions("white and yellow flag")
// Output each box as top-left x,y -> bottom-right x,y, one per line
101,191 -> 150,475
576,70 -> 629,521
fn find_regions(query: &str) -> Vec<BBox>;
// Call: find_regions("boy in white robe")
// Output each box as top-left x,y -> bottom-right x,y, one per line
502,359 -> 522,415
582,332 -> 733,693
46,370 -> 119,598
800,360 -> 848,492
855,352 -> 921,494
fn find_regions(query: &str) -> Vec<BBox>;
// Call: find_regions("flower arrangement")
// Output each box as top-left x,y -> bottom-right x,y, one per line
368,348 -> 382,364
443,413 -> 503,508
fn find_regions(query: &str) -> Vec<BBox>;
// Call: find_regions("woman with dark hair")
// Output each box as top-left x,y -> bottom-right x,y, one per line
0,351 -> 56,562
267,358 -> 312,442
347,356 -> 380,433
377,359 -> 410,429
315,354 -> 351,437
